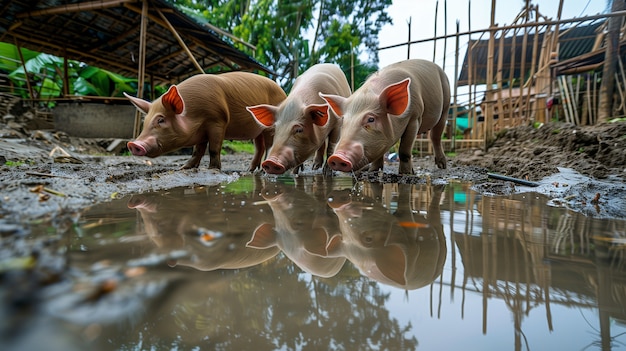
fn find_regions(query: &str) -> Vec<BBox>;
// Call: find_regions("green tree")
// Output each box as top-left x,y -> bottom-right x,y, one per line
173,0 -> 392,90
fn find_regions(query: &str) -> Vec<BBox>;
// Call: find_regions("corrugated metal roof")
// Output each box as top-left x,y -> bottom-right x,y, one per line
457,20 -> 604,86
0,0 -> 273,89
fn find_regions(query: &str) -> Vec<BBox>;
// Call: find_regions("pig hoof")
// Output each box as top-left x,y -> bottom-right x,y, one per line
328,155 -> 353,172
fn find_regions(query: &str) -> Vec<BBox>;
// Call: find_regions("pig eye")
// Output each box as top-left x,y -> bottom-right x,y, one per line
367,116 -> 375,123
292,125 -> 303,134
157,117 -> 165,125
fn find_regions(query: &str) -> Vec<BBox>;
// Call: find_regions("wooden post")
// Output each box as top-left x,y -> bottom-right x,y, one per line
63,50 -> 69,97
508,26 -> 517,122
14,39 -> 34,104
484,0 -> 497,150
518,1 -> 530,124
549,0 -> 564,121
133,0 -> 148,138
407,17 -> 412,59
452,20 -> 460,152
443,0 -> 448,69
524,7 -> 541,124
467,0 -> 475,141
496,30 -> 505,130
433,0 -> 438,62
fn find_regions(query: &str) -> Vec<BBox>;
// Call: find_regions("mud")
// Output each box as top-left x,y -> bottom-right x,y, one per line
1,120 -> 625,225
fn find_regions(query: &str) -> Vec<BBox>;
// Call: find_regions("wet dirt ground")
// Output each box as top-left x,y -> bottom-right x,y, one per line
2,119 -> 624,223
1,117 -> 625,349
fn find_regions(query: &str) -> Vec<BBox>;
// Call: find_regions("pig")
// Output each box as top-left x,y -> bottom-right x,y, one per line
126,181 -> 280,271
319,59 -> 450,174
124,72 -> 287,171
247,178 -> 346,278
246,63 -> 351,175
326,183 -> 446,289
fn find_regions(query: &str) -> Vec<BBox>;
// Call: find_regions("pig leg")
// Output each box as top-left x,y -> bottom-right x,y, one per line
312,142 -> 326,170
206,129 -> 225,170
182,142 -> 208,169
397,123 -> 419,174
430,113 -> 447,169
321,129 -> 339,176
249,133 -> 266,172
368,157 -> 385,172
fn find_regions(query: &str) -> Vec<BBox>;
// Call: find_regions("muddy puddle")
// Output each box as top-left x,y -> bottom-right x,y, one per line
5,174 -> 626,351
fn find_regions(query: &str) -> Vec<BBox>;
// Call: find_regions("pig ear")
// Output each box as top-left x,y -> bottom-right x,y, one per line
246,105 -> 277,127
306,104 -> 329,127
381,78 -> 411,116
325,234 -> 343,256
161,85 -> 185,115
247,223 -> 277,248
124,92 -> 151,114
319,93 -> 346,117
374,245 -> 407,286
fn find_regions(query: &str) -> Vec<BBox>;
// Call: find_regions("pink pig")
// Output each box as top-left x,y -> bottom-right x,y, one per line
319,59 -> 450,174
246,63 -> 351,175
124,72 -> 287,171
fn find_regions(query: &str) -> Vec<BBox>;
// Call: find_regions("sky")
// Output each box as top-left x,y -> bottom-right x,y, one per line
377,0 -> 608,103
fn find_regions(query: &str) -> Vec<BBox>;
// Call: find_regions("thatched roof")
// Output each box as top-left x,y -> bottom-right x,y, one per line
0,0 -> 272,86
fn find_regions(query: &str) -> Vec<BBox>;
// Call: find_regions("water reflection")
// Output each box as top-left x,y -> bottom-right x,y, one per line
50,175 -> 626,350
126,177 -> 280,271
249,178 -> 346,278
327,182 -> 446,289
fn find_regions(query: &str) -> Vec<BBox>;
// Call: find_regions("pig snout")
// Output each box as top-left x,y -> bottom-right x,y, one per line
262,157 -> 287,174
127,141 -> 147,156
328,153 -> 354,172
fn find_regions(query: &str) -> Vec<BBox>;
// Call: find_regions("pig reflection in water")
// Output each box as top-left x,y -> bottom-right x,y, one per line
327,183 -> 446,289
248,178 -> 346,278
127,185 -> 280,271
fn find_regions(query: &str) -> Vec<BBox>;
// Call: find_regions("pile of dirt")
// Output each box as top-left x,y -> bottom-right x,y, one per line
453,122 -> 626,181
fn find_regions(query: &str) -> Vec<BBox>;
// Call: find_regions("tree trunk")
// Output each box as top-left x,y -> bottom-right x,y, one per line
598,0 -> 625,124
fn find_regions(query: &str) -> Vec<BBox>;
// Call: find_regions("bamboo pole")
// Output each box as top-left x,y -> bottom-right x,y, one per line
614,73 -> 625,116
518,2 -> 529,124
567,76 -> 580,125
443,0 -> 448,69
62,51 -> 69,97
156,8 -> 204,74
495,30 -> 505,128
585,73 -> 592,125
433,0 -> 439,62
484,0 -> 497,150
467,0 -> 474,141
407,17 -> 412,59
133,0 -> 149,139
508,26 -> 517,122
379,8 -> 626,51
13,38 -> 34,103
524,7 -> 541,124
452,20 -> 460,151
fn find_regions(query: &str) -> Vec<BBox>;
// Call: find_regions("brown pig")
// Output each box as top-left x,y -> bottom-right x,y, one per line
124,72 -> 287,171
246,63 -> 351,175
319,59 -> 450,174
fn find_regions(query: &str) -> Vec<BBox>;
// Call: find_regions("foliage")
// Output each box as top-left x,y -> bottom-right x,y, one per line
173,0 -> 391,90
0,42 -> 136,104
222,140 -> 256,155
